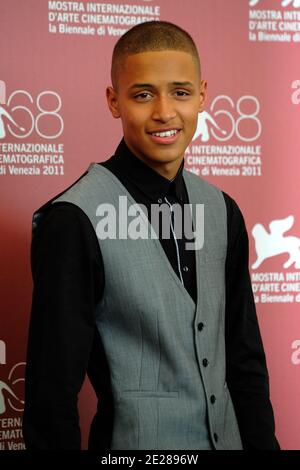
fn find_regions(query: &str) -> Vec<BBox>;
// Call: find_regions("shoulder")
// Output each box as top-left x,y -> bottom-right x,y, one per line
222,192 -> 250,257
30,202 -> 102,276
183,169 -> 223,199
183,170 -> 246,231
33,202 -> 91,234
222,191 -> 246,230
31,202 -> 97,254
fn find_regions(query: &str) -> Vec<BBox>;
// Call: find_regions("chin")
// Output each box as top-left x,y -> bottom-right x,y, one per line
151,154 -> 180,163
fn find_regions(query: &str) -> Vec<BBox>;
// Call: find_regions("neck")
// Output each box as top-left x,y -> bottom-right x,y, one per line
146,159 -> 183,180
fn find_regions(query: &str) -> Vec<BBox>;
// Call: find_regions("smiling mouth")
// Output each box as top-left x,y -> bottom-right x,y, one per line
147,127 -> 183,141
150,129 -> 179,138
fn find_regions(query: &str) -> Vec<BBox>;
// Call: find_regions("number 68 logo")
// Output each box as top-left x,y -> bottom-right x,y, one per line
211,95 -> 261,142
193,95 -> 262,143
0,81 -> 63,139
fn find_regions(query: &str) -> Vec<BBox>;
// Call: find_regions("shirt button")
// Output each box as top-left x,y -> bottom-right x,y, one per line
197,322 -> 204,331
210,395 -> 216,404
158,198 -> 163,204
202,358 -> 209,367
183,266 -> 189,272
213,432 -> 219,443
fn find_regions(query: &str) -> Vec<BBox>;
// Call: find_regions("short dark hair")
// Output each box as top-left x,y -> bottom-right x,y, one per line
111,21 -> 201,89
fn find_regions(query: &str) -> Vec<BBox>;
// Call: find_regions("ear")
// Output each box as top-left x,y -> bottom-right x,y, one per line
198,80 -> 207,113
106,86 -> 121,118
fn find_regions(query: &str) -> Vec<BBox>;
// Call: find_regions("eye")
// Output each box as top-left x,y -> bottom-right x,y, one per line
174,90 -> 190,98
134,92 -> 153,101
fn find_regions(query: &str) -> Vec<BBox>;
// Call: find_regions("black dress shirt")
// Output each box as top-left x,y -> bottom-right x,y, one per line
23,139 -> 279,450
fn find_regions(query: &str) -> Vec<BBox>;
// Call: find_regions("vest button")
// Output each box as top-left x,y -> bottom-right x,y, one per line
202,358 -> 209,367
197,322 -> 204,331
158,198 -> 163,204
183,266 -> 189,272
213,432 -> 219,443
210,394 -> 216,404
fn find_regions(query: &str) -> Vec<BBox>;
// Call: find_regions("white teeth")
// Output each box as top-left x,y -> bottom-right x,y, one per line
152,130 -> 178,138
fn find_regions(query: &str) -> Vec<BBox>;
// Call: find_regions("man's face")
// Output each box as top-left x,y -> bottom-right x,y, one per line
107,50 -> 207,178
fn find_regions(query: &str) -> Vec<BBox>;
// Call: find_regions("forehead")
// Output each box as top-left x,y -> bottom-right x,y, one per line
118,50 -> 200,89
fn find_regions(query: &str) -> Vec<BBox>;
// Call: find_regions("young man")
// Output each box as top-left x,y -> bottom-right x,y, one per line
23,21 -> 279,450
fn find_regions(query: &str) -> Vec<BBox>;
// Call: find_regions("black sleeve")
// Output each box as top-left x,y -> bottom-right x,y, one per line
223,192 -> 280,450
22,202 -> 104,450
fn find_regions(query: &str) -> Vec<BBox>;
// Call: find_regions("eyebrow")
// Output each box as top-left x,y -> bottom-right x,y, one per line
172,81 -> 195,87
129,81 -> 195,90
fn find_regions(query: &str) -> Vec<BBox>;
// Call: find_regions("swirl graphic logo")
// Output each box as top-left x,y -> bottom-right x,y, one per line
0,81 -> 25,138
0,363 -> 25,414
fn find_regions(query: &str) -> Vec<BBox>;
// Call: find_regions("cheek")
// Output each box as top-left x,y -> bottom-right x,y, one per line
121,108 -> 146,130
182,103 -> 200,123
184,111 -> 199,133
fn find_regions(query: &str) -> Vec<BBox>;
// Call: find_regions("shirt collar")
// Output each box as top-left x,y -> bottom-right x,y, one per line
113,139 -> 185,202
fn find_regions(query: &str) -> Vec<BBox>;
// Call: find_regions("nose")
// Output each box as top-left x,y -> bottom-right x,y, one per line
151,96 -> 176,122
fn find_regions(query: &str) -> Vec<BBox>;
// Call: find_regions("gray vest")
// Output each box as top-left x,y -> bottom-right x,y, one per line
53,163 -> 243,450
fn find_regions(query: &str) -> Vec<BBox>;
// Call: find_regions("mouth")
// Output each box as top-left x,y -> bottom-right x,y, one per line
147,128 -> 181,144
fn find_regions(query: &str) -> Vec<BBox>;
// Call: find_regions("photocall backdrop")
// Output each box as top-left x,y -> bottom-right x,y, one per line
0,0 -> 300,450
